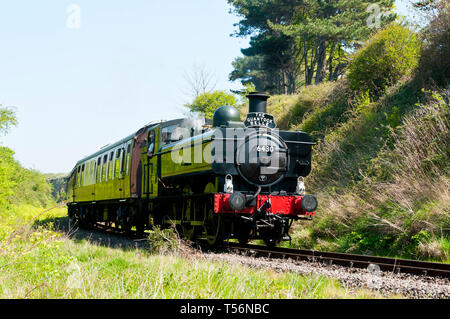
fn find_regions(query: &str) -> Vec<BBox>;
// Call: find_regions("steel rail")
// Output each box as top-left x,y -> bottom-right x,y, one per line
74,221 -> 148,240
220,242 -> 450,279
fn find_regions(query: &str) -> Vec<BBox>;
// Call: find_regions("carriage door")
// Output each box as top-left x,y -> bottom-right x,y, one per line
143,128 -> 158,198
114,147 -> 124,198
130,128 -> 147,198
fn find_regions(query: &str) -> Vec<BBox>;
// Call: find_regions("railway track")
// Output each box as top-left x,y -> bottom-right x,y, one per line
72,221 -> 450,279
218,242 -> 450,279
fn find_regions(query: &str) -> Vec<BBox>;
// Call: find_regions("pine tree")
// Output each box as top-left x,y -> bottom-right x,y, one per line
228,0 -> 396,92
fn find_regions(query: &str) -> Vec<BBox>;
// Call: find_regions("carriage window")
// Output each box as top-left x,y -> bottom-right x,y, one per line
125,143 -> 131,175
88,163 -> 91,183
96,157 -> 101,183
102,155 -> 107,182
90,160 -> 95,182
121,147 -> 126,174
84,163 -> 88,186
114,149 -> 121,178
77,165 -> 82,187
108,151 -> 114,180
77,166 -> 81,187
81,165 -> 85,186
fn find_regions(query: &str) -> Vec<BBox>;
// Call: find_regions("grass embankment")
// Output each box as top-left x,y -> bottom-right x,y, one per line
262,22 -> 450,262
268,75 -> 449,262
0,206 -> 388,299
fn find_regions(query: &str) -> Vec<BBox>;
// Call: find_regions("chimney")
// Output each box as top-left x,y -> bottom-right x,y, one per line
246,92 -> 270,113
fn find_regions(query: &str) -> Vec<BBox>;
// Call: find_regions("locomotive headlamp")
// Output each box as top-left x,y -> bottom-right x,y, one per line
224,174 -> 234,193
301,194 -> 318,212
296,177 -> 305,195
229,192 -> 247,211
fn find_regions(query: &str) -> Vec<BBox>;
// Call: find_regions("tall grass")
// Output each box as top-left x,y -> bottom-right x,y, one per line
0,207 -> 387,299
291,87 -> 449,261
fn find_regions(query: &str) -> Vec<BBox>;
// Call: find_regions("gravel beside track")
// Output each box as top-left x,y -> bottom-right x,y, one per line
200,251 -> 450,299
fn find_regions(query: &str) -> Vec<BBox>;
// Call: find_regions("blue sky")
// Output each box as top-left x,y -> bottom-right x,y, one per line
0,0 -> 417,174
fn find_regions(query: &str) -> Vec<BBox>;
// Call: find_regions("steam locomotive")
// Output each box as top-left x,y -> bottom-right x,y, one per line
66,92 -> 317,246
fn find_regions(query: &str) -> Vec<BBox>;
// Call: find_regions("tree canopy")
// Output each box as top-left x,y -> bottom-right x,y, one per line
184,91 -> 238,119
0,106 -> 17,136
228,0 -> 396,94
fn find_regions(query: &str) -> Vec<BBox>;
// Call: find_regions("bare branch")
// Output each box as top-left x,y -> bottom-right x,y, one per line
181,64 -> 218,98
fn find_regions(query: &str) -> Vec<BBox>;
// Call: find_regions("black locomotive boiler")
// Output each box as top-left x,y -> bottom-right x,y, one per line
67,92 -> 318,246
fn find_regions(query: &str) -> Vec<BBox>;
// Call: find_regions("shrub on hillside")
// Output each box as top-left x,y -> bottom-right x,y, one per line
0,147 -> 17,206
184,91 -> 237,119
348,24 -> 420,98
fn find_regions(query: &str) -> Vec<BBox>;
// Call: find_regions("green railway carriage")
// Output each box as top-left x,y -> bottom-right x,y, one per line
67,134 -> 134,203
67,92 -> 318,246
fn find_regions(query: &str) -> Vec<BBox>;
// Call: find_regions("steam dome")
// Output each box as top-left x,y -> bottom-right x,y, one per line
212,105 -> 241,127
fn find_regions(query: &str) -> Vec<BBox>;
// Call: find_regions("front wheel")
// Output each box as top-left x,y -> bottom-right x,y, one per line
236,222 -> 252,244
180,223 -> 196,241
203,213 -> 222,246
263,238 -> 280,247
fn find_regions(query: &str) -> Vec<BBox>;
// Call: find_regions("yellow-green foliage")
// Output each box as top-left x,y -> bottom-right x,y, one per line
0,147 -> 17,206
0,146 -> 54,209
265,94 -> 300,129
146,226 -> 180,255
265,80 -> 351,140
185,90 -> 237,119
348,24 -> 420,98
0,105 -> 17,136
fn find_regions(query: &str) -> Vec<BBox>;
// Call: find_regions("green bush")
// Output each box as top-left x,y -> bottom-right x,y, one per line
0,147 -> 17,206
0,146 -> 54,208
184,90 -> 237,119
146,226 -> 180,255
348,24 -> 420,98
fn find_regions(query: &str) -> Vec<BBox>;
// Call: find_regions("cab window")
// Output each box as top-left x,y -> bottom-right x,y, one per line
161,124 -> 183,146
